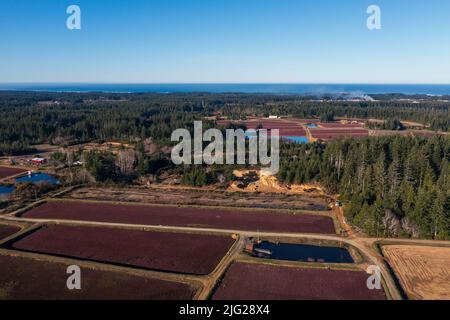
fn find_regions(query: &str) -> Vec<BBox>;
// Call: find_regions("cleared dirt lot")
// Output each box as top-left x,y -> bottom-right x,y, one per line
68,187 -> 329,211
9,225 -> 235,275
0,167 -> 26,179
0,253 -> 196,300
382,245 -> 450,300
212,262 -> 386,300
0,225 -> 20,240
21,200 -> 336,234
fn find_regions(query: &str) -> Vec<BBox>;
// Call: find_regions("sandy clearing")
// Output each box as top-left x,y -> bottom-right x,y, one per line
382,245 -> 450,300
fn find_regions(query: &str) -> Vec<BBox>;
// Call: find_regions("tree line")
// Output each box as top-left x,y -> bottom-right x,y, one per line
278,136 -> 450,239
1,92 -> 449,156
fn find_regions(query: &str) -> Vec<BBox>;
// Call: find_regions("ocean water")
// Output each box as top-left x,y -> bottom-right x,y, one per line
1,83 -> 450,95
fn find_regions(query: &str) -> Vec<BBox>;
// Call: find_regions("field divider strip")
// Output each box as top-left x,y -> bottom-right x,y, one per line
0,214 -> 339,238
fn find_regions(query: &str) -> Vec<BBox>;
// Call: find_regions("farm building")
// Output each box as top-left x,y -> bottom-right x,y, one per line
30,158 -> 47,165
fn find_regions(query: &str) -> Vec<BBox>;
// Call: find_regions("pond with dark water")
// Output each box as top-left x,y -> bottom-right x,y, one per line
0,173 -> 59,197
253,241 -> 354,263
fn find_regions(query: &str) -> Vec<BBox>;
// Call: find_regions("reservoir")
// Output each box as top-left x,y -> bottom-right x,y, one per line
0,185 -> 14,195
283,136 -> 309,143
15,173 -> 60,185
0,173 -> 60,198
253,241 -> 354,263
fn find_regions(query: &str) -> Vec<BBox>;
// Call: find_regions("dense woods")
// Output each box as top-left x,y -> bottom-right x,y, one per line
278,136 -> 450,239
0,91 -> 449,156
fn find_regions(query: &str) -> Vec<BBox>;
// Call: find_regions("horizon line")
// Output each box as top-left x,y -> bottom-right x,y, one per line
2,82 -> 450,86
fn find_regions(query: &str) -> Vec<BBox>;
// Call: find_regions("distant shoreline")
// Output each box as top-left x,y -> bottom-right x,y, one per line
1,83 -> 450,95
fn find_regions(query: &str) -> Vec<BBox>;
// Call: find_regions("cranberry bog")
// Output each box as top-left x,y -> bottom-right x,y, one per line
217,119 -> 307,137
212,262 -> 386,300
20,200 -> 336,234
317,122 -> 365,129
8,225 -> 235,275
310,128 -> 369,140
0,253 -> 196,299
0,224 -> 20,241
0,167 -> 26,179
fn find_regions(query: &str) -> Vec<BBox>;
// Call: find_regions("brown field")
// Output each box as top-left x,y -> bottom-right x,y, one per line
21,200 -> 336,234
0,253 -> 196,300
0,167 -> 26,179
10,225 -> 235,275
68,187 -> 329,211
0,225 -> 21,241
212,262 -> 386,300
382,245 -> 450,300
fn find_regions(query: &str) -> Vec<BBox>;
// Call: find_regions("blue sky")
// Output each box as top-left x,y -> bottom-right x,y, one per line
1,0 -> 449,83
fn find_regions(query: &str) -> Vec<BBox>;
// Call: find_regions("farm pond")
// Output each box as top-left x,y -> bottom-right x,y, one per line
251,241 -> 354,263
0,173 -> 59,197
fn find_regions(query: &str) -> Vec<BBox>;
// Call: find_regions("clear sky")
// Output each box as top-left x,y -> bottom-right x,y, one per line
1,0 -> 449,83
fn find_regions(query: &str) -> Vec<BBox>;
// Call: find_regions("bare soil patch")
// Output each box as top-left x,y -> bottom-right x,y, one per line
382,245 -> 450,300
228,170 -> 325,195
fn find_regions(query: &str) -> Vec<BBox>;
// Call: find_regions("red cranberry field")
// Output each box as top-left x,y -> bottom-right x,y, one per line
0,224 -> 20,240
318,122 -> 365,128
217,119 -> 371,141
0,167 -> 26,179
310,128 -> 369,140
217,119 -> 307,137
10,225 -> 235,275
0,254 -> 196,300
21,201 -> 336,234
212,262 -> 386,300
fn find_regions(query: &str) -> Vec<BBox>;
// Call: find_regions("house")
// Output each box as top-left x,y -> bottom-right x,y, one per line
30,157 -> 47,165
